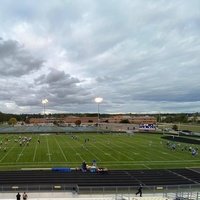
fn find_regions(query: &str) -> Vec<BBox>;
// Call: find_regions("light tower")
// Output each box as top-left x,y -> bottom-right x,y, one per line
94,97 -> 103,131
42,99 -> 48,119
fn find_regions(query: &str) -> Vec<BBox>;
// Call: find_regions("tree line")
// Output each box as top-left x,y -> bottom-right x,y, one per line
0,111 -> 199,124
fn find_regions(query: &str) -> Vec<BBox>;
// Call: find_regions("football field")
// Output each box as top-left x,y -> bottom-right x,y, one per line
0,133 -> 199,170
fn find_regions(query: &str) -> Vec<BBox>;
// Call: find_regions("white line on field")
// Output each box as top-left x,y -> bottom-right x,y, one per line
94,140 -> 120,161
33,136 -> 39,162
46,135 -> 51,161
16,145 -> 26,162
107,139 -> 135,161
0,143 -> 16,162
64,137 -> 84,161
143,164 -> 151,169
54,136 -> 68,162
75,138 -> 102,161
117,138 -> 151,161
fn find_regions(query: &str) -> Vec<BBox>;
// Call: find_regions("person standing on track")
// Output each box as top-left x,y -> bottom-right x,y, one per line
23,192 -> 28,200
16,192 -> 21,200
135,184 -> 143,197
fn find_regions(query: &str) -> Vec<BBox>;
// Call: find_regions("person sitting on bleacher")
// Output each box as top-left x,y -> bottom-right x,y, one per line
81,161 -> 87,172
90,160 -> 97,173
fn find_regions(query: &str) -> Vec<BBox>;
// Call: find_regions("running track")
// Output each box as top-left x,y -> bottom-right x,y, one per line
0,168 -> 200,189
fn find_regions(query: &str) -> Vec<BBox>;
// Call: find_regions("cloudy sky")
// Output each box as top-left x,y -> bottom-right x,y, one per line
0,0 -> 200,114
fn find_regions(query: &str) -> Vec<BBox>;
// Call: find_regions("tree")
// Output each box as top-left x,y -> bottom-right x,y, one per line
75,120 -> 81,126
172,124 -> 178,131
25,118 -> 30,124
8,117 -> 17,126
53,121 -> 59,126
120,119 -> 130,123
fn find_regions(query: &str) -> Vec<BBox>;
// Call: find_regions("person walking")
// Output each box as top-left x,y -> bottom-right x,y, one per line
135,184 -> 143,197
16,192 -> 21,200
23,192 -> 28,200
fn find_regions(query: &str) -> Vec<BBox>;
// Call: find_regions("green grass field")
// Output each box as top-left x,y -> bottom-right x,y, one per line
0,132 -> 199,171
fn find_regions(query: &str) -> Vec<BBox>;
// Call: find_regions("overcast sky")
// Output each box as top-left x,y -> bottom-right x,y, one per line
0,0 -> 200,114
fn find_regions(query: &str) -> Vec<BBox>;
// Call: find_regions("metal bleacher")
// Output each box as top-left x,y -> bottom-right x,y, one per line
0,125 -> 97,133
0,169 -> 200,199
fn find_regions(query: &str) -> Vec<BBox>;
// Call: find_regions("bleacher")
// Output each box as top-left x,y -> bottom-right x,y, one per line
0,125 -> 97,133
0,169 -> 199,188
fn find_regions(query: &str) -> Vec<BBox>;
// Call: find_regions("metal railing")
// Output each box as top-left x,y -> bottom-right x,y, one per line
0,184 -> 79,193
0,183 -> 199,199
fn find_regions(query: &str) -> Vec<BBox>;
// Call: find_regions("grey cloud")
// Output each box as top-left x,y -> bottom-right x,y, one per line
35,69 -> 80,85
0,0 -> 200,113
33,69 -> 92,107
0,38 -> 44,77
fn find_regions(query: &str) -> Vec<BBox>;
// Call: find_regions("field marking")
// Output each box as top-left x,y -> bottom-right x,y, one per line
68,135 -> 102,161
16,145 -> 27,162
0,159 -> 199,164
141,134 -> 182,160
118,136 -> 168,161
97,137 -> 134,161
54,136 -> 68,162
0,143 -> 17,162
86,136 -> 117,161
63,136 -> 84,161
115,137 -> 151,161
33,136 -> 39,162
46,135 -> 51,161
0,159 -> 199,169
104,139 -> 135,161
143,164 -> 151,169
78,141 -> 102,161
87,136 -> 118,161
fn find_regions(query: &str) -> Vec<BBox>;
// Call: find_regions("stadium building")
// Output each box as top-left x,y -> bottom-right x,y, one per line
29,115 -> 156,125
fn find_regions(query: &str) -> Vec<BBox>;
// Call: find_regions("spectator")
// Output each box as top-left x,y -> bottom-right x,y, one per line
135,184 -> 143,197
16,192 -> 21,200
81,161 -> 87,172
23,192 -> 28,200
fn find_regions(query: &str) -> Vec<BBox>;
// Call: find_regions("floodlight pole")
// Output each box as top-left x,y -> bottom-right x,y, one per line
94,97 -> 103,133
43,103 -> 46,118
42,99 -> 48,121
97,102 -> 100,127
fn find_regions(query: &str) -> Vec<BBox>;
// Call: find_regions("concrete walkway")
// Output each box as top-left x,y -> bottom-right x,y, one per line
0,192 -> 171,200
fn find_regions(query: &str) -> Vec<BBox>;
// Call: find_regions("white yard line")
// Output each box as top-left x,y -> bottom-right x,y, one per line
118,137 -> 168,161
143,164 -> 151,169
16,145 -> 26,162
0,143 -> 16,162
64,137 -> 84,161
117,138 -> 151,161
46,135 -> 51,161
104,139 -> 135,161
54,136 -> 68,162
93,143 -> 118,161
97,138 -> 131,161
33,136 -> 39,162
74,138 -> 102,161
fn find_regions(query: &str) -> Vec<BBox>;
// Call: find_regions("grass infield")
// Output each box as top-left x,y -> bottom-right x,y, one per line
0,132 -> 199,170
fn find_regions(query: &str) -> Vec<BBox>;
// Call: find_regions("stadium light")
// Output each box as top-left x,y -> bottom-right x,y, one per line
94,97 -> 103,131
42,99 -> 48,118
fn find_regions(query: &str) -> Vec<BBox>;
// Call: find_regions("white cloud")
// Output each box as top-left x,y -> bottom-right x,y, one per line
0,0 -> 200,114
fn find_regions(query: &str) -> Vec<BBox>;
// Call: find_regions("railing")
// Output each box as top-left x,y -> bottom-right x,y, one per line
0,184 -> 199,199
0,184 -> 79,193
